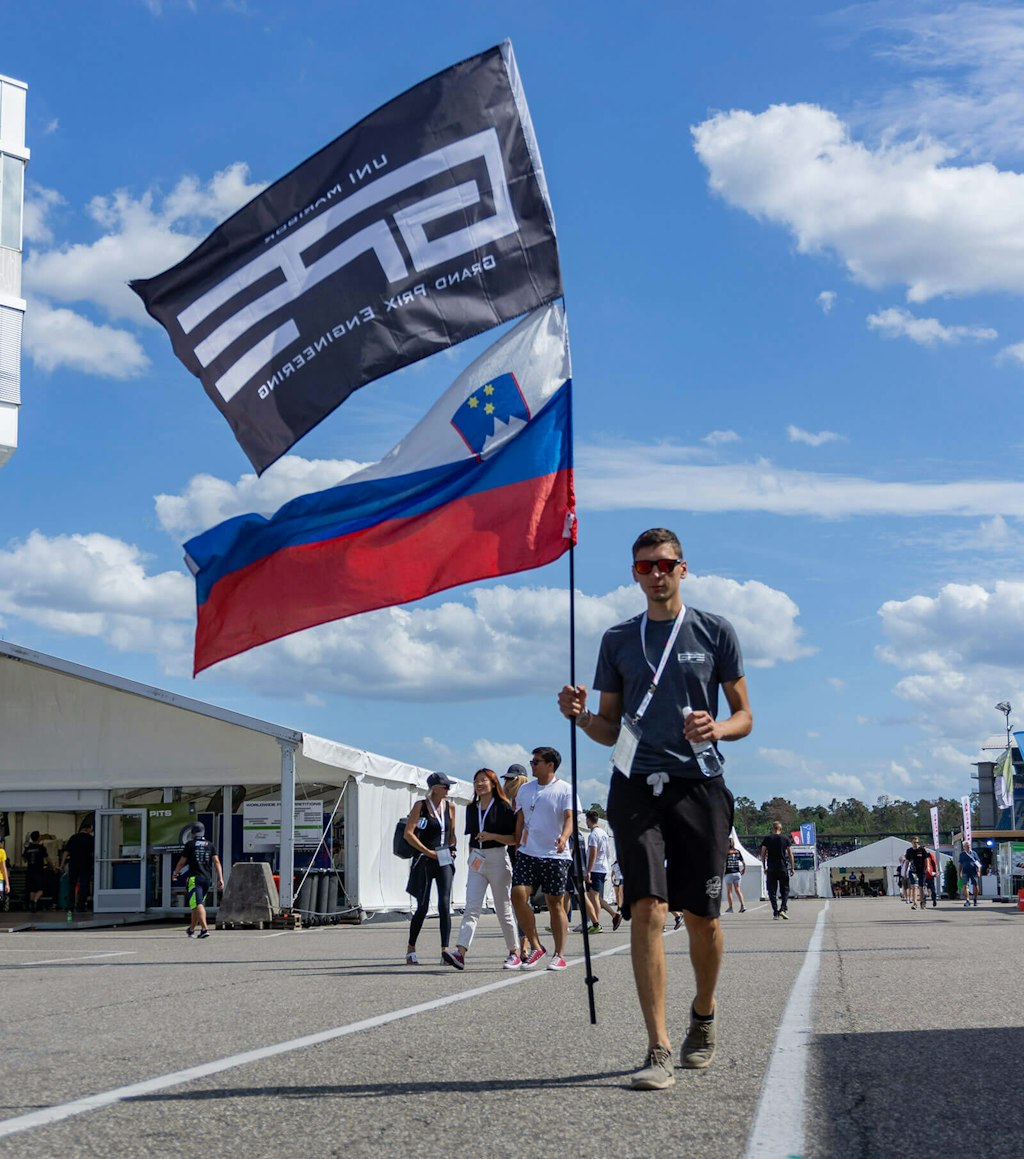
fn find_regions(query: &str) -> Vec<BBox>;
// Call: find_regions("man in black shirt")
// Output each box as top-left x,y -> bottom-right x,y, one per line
905,836 -> 929,911
760,821 -> 794,920
172,823 -> 224,939
23,831 -> 53,913
61,821 -> 94,912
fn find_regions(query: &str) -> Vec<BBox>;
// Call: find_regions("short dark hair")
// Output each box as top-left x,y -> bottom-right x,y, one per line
586,809 -> 600,824
632,527 -> 683,559
532,746 -> 561,770
30,830 -> 40,842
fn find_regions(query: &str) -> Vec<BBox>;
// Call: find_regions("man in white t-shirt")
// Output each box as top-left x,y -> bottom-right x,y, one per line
511,746 -> 582,972
585,810 -> 622,932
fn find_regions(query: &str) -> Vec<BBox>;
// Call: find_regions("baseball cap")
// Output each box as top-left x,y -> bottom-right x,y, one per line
503,763 -> 527,780
426,771 -> 454,788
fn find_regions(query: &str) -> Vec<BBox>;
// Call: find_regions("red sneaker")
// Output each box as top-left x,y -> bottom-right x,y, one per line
521,946 -> 547,969
546,954 -> 568,971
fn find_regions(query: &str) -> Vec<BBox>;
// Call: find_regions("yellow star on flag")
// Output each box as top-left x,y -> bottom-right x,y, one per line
485,403 -> 495,415
467,395 -> 479,408
483,384 -> 494,395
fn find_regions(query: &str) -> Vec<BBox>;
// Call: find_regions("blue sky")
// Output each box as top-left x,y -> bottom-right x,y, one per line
3,0 -> 1024,811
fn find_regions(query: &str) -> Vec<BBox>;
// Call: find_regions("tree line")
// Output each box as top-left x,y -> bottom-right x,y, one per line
732,794 -> 974,842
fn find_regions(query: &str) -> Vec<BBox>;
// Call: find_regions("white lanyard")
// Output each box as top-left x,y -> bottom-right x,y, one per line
477,799 -> 493,834
427,799 -> 447,845
634,608 -> 687,721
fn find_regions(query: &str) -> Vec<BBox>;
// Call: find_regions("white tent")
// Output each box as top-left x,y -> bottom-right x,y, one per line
0,641 -> 472,915
815,836 -> 951,899
730,829 -> 766,901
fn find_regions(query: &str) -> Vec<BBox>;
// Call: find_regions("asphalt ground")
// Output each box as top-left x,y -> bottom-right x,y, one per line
2,896 -> 1021,1159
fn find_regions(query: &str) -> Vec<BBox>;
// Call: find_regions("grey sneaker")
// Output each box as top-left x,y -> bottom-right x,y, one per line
631,1044 -> 676,1090
681,1010 -> 717,1069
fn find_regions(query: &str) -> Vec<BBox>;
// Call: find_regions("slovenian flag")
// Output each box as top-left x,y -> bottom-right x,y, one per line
185,303 -> 574,674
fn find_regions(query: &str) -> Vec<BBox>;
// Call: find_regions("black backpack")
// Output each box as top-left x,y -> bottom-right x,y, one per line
393,819 -> 416,860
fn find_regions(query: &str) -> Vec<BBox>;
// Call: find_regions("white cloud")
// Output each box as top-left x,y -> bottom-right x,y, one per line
23,186 -> 65,245
818,290 -> 837,314
23,163 -> 266,325
876,579 -> 1024,755
0,531 -> 193,661
200,573 -> 808,701
827,677 -> 846,692
156,456 -> 367,540
577,441 -> 1024,518
997,341 -> 1024,365
786,425 -> 843,447
854,4 -> 1024,163
22,299 -> 149,379
702,429 -> 741,446
867,306 -> 997,345
692,102 -> 1024,302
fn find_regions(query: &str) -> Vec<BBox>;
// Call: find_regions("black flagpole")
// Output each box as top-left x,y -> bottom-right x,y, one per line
568,540 -> 598,1024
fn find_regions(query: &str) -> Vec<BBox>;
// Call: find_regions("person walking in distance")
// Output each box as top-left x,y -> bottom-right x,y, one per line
584,810 -> 623,932
723,836 -> 746,914
558,527 -> 752,1090
172,823 -> 224,939
510,746 -> 582,973
760,822 -> 794,920
905,837 -> 929,911
959,840 -> 982,908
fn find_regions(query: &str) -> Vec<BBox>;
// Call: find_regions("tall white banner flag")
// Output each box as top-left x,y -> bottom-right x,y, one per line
930,805 -> 940,850
960,795 -> 972,846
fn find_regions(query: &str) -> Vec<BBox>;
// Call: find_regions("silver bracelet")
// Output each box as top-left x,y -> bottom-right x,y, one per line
577,709 -> 593,729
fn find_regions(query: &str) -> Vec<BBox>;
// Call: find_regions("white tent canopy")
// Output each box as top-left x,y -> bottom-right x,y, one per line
730,829 -> 766,900
815,836 -> 950,898
0,641 -> 472,913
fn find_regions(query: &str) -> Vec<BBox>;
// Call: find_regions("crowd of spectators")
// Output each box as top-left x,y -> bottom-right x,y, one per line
817,839 -> 859,861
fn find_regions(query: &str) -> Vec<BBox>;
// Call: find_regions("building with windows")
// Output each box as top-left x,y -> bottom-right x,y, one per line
0,73 -> 28,468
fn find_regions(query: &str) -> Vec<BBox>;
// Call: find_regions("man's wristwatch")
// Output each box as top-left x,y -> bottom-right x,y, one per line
577,709 -> 593,729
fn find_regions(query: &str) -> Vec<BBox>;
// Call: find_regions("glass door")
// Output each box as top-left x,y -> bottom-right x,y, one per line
93,809 -> 147,912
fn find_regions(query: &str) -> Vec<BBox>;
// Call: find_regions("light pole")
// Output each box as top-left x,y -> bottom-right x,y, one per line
995,701 -> 1012,747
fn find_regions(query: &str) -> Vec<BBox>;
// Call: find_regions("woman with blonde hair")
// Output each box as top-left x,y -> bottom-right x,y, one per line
404,772 -> 459,968
451,768 -> 520,969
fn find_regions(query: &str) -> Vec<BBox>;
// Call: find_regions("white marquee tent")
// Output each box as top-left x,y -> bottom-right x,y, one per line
0,641 -> 472,915
816,836 -> 950,899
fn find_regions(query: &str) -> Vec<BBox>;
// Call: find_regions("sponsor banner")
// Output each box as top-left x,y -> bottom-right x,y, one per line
146,802 -> 198,852
800,822 -> 816,846
131,41 -> 561,473
930,805 -> 940,850
242,800 -> 324,851
961,794 -> 973,847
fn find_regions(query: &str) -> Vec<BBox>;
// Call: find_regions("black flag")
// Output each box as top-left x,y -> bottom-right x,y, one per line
131,41 -> 562,474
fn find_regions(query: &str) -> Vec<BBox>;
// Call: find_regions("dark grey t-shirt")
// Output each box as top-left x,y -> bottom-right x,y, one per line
593,606 -> 744,780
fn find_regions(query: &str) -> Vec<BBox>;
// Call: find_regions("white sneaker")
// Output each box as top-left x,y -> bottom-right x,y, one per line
503,952 -> 522,970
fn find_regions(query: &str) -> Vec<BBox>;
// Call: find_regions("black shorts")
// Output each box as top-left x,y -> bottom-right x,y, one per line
512,852 -> 570,897
606,770 -> 734,920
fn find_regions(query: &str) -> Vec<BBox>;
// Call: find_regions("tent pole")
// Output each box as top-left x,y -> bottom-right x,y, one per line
279,741 -> 297,909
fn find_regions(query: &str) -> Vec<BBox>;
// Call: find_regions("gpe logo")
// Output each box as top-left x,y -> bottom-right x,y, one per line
176,128 -> 519,404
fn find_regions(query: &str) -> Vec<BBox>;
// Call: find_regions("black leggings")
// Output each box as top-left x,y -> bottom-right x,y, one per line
409,858 -> 455,948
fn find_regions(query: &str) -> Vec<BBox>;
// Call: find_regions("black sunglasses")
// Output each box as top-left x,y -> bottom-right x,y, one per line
634,558 -> 682,575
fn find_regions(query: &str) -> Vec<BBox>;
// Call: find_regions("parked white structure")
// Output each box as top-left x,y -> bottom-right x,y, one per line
0,73 -> 28,468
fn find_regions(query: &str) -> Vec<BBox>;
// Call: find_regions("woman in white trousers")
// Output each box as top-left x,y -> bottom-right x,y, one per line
452,768 -> 521,969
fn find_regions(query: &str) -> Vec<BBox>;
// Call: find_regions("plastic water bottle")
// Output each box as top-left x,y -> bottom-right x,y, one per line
682,706 -> 723,776
66,908 -> 73,925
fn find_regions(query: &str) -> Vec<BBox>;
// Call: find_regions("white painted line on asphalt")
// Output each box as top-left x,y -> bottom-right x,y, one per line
0,939 -> 632,1140
744,900 -> 829,1159
16,951 -> 136,967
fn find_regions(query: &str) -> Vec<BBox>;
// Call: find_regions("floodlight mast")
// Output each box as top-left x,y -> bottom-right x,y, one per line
995,701 -> 1012,748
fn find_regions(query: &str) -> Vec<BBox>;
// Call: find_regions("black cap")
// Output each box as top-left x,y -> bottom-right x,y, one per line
503,763 -> 527,780
192,822 -> 205,837
426,772 -> 454,788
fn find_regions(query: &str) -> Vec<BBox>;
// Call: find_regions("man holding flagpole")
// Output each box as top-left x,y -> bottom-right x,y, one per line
558,528 -> 752,1090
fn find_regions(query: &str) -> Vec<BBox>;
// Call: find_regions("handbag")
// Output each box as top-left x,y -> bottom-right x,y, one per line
393,819 -> 416,860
